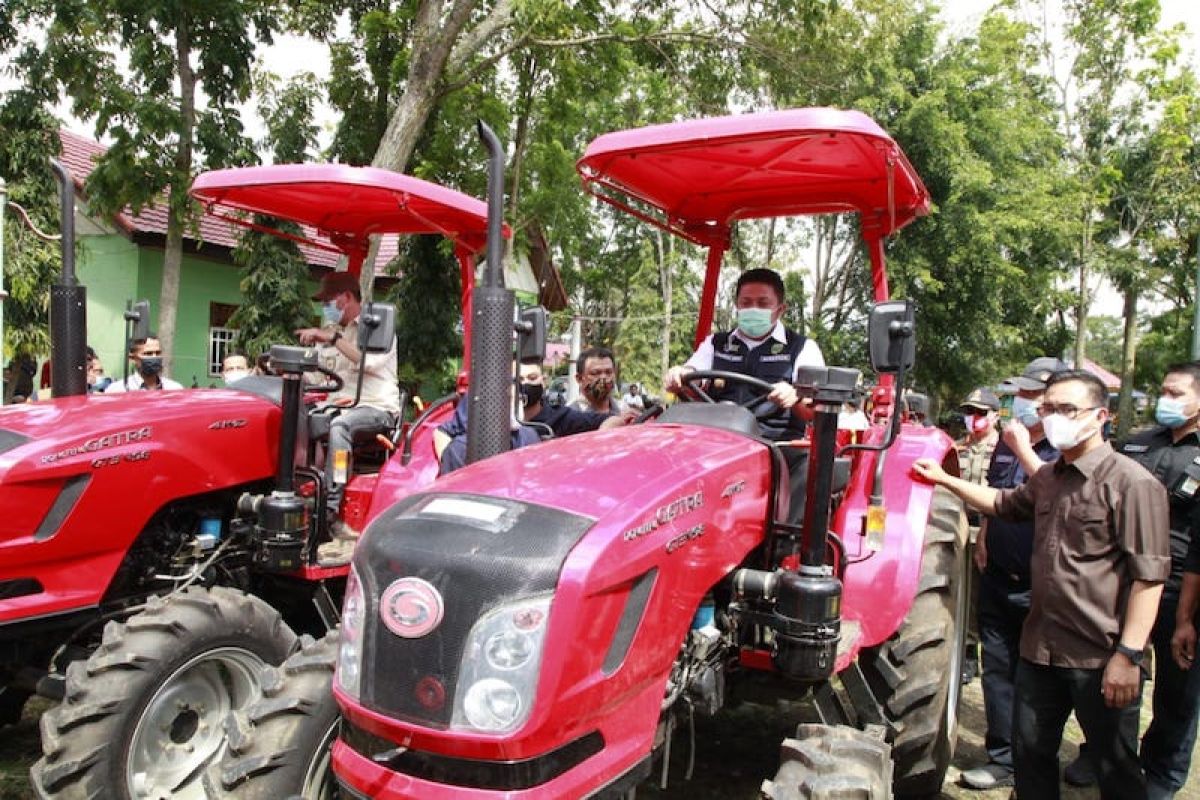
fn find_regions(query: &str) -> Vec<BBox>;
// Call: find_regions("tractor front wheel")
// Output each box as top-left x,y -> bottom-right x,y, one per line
859,486 -> 968,798
30,586 -> 297,800
761,723 -> 894,799
205,631 -> 341,799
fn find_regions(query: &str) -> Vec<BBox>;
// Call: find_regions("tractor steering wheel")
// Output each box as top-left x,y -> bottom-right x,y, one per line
679,370 -> 781,420
634,402 -> 665,424
305,364 -> 344,395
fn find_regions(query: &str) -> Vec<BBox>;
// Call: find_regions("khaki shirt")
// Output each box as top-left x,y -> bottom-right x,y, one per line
994,441 -> 1170,669
320,317 -> 401,415
958,432 -> 998,486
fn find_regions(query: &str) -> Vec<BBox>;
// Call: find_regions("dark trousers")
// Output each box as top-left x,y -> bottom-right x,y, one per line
1141,591 -> 1200,794
1013,659 -> 1145,800
978,570 -> 1031,769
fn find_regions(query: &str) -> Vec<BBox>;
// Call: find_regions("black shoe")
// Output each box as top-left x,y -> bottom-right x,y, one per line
1062,751 -> 1096,787
961,654 -> 980,686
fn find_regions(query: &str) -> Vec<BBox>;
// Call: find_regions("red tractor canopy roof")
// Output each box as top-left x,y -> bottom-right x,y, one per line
577,107 -> 930,246
190,164 -> 508,271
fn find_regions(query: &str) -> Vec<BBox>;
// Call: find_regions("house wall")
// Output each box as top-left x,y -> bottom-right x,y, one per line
76,233 -> 140,378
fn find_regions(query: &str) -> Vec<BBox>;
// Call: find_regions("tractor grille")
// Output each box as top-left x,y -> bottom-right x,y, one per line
355,493 -> 594,727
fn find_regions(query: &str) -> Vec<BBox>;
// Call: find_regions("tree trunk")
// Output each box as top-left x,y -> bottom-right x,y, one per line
358,0 -> 488,296
1073,213 -> 1092,367
160,16 -> 196,377
1116,284 -> 1138,440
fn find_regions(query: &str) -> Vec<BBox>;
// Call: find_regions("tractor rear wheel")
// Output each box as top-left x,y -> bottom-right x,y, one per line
205,631 -> 340,799
30,586 -> 297,800
761,723 -> 894,799
859,486 -> 967,798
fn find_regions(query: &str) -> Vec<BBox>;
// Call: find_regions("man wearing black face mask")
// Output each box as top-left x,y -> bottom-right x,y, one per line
570,347 -> 624,415
521,364 -> 633,436
105,337 -> 182,393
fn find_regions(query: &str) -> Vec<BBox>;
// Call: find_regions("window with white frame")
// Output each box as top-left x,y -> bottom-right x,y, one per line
208,302 -> 239,377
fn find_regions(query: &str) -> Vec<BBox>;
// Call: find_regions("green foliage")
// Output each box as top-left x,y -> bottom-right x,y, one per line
0,89 -> 62,360
387,234 -> 464,398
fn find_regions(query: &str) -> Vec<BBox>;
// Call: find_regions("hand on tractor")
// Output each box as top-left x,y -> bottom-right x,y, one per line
911,458 -> 948,486
600,409 -> 639,429
767,381 -> 798,410
664,365 -> 694,393
295,326 -> 334,347
1172,621 -> 1197,670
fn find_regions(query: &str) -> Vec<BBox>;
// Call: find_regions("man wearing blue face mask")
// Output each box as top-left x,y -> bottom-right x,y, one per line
295,271 -> 400,564
664,268 -> 824,522
959,359 -> 1062,791
1120,361 -> 1200,799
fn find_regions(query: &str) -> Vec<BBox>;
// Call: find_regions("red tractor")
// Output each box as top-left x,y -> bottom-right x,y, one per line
2,147 -> 535,798
205,108 -> 968,800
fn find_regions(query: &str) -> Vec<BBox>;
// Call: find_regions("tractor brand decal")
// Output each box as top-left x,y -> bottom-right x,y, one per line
91,450 -> 150,470
207,419 -> 247,430
380,577 -> 444,639
41,426 -> 152,464
721,480 -> 745,498
622,490 -> 704,542
666,523 -> 705,554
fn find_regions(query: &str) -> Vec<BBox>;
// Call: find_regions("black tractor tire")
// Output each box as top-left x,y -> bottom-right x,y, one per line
30,586 -> 297,800
858,486 -> 967,798
761,723 -> 894,799
205,630 -> 340,800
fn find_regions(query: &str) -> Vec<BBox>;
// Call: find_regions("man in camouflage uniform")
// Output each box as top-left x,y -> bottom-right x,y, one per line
959,387 -> 1001,685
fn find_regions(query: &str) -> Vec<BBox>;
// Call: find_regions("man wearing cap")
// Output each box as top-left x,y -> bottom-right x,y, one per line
959,361 -> 1062,791
958,387 -> 1001,687
296,271 -> 400,563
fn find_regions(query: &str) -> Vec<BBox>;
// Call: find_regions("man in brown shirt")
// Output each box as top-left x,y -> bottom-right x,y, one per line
914,369 -> 1170,800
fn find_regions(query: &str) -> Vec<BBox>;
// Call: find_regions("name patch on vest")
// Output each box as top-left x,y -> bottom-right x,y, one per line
759,354 -> 791,363
1123,444 -> 1149,453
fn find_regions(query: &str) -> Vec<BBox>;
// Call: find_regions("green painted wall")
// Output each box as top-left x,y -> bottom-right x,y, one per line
78,237 -> 247,384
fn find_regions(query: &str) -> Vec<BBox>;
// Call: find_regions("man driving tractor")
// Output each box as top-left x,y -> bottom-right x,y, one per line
295,271 -> 400,562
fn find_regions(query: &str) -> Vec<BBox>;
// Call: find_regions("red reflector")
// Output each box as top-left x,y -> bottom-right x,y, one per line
415,676 -> 446,710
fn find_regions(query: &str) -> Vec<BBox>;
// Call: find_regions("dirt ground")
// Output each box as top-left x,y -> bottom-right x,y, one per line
1,677 -> 1198,799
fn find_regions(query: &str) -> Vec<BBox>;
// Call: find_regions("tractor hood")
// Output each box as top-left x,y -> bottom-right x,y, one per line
0,386 -> 281,465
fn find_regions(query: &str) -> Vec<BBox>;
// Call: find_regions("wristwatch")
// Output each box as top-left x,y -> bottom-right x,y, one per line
1115,643 -> 1145,665
329,330 -> 342,346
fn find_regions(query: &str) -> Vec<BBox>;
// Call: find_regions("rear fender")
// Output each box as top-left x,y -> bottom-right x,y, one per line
831,423 -> 959,667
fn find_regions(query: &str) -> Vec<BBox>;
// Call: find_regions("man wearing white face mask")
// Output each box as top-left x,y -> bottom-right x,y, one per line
959,371 -> 1060,791
664,268 -> 823,522
914,369 -> 1169,800
1119,361 -> 1200,800
295,271 -> 400,563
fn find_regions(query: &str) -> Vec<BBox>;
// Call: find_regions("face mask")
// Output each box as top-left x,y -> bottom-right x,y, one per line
736,307 -> 774,338
223,369 -> 250,385
1042,410 -> 1098,451
90,376 -> 112,393
322,301 -> 342,326
584,378 -> 613,402
519,382 -> 544,407
1155,397 -> 1194,429
963,413 -> 992,434
1011,396 -> 1040,428
138,357 -> 163,378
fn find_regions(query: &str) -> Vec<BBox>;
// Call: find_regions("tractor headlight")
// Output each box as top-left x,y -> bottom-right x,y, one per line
336,565 -> 365,699
452,595 -> 551,734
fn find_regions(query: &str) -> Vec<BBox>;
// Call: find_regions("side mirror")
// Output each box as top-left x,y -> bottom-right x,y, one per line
125,300 -> 151,341
515,305 -> 548,365
358,302 -> 397,354
868,300 -> 916,374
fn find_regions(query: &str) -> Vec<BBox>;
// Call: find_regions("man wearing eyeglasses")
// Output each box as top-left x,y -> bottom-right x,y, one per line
914,369 -> 1169,800
1123,361 -> 1200,800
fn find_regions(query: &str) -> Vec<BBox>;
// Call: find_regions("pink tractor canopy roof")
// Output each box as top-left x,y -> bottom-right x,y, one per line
190,163 -> 509,275
577,107 -> 931,344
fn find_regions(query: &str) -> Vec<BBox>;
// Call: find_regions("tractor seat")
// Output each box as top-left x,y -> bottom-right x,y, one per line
657,403 -> 760,437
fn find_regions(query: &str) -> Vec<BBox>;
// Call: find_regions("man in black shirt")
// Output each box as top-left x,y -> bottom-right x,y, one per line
1127,361 -> 1200,799
520,363 -> 633,436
